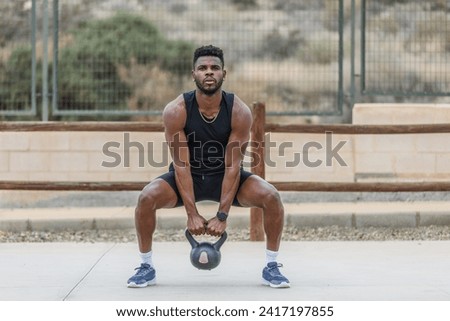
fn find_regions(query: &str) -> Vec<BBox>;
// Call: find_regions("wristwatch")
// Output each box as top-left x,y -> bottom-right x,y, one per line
216,211 -> 228,222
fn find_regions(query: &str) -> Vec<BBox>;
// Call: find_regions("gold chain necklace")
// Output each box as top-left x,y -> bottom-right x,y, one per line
199,108 -> 220,123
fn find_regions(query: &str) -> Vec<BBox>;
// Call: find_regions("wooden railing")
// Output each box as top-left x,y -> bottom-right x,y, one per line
2,103 -> 450,240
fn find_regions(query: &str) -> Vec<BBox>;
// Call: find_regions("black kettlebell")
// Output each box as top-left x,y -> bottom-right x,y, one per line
185,229 -> 227,270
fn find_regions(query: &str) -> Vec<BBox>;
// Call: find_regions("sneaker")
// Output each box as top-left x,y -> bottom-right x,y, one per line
262,262 -> 290,288
127,263 -> 156,288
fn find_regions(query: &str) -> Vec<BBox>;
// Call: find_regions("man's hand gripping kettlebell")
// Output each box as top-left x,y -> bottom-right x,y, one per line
206,211 -> 228,236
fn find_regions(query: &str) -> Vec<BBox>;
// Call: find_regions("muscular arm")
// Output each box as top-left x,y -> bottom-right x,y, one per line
163,96 -> 206,235
207,96 -> 252,235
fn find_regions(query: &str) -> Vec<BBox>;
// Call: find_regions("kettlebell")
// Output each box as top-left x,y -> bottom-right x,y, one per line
185,229 -> 227,270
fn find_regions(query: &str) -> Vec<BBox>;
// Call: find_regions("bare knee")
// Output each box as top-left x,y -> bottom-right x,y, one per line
262,187 -> 284,235
136,179 -> 177,213
262,186 -> 283,211
136,186 -> 158,212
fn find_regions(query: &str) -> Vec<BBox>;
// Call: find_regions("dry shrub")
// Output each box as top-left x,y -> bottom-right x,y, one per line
429,0 -> 447,10
228,60 -> 338,112
405,12 -> 448,54
235,60 -> 337,92
323,1 -> 340,31
323,0 -> 363,30
117,58 -> 188,113
370,12 -> 400,35
297,31 -> 339,65
0,34 -> 74,65
366,36 -> 450,94
0,47 -> 12,63
272,0 -> 322,11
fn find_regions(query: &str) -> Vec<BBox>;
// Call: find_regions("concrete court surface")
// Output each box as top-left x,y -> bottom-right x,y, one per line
0,241 -> 449,301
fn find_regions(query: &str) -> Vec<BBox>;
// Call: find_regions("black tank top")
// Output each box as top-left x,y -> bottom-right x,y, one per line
180,90 -> 234,174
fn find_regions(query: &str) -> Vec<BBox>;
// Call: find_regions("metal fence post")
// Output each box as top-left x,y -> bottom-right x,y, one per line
31,0 -> 37,116
350,0 -> 356,109
42,0 -> 49,121
52,0 -> 59,116
337,0 -> 344,116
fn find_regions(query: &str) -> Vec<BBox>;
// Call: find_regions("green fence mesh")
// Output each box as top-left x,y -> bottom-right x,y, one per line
1,0 -> 449,120
362,0 -> 450,96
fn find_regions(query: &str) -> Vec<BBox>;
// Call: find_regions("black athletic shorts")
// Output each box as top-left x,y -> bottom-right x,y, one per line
157,169 -> 253,207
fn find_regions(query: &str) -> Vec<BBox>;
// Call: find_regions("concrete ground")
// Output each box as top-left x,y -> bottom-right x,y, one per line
0,241 -> 450,301
1,201 -> 450,301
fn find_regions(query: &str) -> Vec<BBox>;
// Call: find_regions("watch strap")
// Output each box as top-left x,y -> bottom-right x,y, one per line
216,211 -> 228,222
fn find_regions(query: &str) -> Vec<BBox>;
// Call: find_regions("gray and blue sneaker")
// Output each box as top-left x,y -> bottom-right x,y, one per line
127,263 -> 156,288
262,262 -> 290,288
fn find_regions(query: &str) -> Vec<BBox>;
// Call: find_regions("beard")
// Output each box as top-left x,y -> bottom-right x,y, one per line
194,77 -> 224,96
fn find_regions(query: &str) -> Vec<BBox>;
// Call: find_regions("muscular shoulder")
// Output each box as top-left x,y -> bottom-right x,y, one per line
162,94 -> 186,132
231,95 -> 252,130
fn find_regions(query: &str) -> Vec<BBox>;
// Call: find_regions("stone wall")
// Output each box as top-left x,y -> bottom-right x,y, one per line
352,104 -> 450,182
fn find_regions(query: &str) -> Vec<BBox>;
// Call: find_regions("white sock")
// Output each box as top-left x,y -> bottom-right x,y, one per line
266,249 -> 278,264
140,250 -> 153,267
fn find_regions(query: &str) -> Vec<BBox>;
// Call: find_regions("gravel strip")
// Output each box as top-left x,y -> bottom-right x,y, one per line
1,226 -> 450,243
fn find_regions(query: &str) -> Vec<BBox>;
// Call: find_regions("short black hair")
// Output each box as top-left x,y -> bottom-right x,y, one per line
193,45 -> 224,68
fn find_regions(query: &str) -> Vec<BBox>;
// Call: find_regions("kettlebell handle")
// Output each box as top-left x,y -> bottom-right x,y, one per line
184,229 -> 227,250
213,230 -> 227,251
185,228 -> 199,248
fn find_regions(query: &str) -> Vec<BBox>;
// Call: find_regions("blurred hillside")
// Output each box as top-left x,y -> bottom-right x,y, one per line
1,0 -> 449,122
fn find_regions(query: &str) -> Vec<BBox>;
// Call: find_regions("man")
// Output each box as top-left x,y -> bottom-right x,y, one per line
127,45 -> 290,288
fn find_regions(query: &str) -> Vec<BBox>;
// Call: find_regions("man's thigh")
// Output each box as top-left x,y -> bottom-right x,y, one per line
141,176 -> 181,209
235,175 -> 278,208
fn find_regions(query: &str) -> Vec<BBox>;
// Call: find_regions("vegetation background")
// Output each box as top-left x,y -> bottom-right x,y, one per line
0,0 -> 449,122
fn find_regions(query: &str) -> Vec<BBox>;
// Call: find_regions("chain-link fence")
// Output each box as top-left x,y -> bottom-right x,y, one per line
1,0 -> 344,119
54,0 -> 344,117
0,1 -> 36,117
1,0 -> 449,120
361,0 -> 450,96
